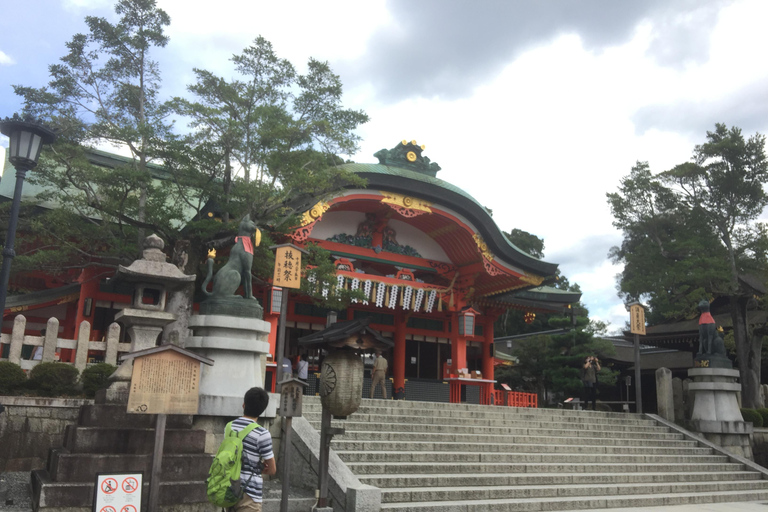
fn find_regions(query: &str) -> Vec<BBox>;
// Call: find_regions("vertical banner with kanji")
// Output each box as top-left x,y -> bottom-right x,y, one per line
273,246 -> 302,289
629,303 -> 646,335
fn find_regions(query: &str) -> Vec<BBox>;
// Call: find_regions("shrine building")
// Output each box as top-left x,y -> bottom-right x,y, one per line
257,140 -> 578,401
1,140 -> 579,403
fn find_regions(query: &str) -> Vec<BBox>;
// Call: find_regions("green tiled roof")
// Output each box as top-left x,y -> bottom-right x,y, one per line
340,162 -> 483,208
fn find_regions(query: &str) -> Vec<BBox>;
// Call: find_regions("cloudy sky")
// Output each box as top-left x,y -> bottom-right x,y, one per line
2,0 -> 768,332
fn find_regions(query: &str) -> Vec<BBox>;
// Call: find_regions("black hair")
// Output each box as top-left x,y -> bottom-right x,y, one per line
243,387 -> 270,418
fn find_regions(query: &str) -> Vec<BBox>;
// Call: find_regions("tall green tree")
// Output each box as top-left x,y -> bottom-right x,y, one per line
14,0 -> 173,253
8,1 -> 369,340
608,124 -> 768,407
495,229 -> 617,403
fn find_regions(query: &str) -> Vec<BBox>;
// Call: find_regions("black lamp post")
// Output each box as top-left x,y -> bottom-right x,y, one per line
0,114 -> 56,320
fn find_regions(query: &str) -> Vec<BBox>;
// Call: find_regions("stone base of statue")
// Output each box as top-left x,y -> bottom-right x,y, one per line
686,367 -> 753,460
694,354 -> 733,369
199,296 -> 264,318
186,314 -> 271,416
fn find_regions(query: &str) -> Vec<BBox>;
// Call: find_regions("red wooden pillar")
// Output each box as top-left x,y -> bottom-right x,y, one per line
482,315 -> 496,404
450,311 -> 467,371
482,315 -> 495,381
393,311 -> 406,399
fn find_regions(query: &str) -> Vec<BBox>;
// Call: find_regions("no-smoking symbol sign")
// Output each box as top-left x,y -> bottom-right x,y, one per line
99,507 -> 116,512
121,506 -> 137,512
101,478 -> 118,494
122,477 -> 138,493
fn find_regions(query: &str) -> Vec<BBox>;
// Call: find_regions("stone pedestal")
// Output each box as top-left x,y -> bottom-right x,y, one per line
687,367 -> 754,460
186,314 -> 272,416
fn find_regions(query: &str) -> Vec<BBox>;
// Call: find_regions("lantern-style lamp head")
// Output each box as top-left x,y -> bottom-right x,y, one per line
458,307 -> 479,336
0,114 -> 56,171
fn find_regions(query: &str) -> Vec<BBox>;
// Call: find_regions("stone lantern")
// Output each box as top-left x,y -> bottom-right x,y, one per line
105,234 -> 196,402
112,234 -> 196,352
299,317 -> 393,416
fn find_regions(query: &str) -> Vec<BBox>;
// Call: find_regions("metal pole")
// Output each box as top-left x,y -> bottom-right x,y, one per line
317,407 -> 332,507
148,413 -> 167,512
280,416 -> 292,512
634,333 -> 642,414
275,290 -> 289,388
0,167 -> 29,319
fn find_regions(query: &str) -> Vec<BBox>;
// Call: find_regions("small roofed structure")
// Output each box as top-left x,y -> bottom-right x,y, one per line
298,317 -> 393,352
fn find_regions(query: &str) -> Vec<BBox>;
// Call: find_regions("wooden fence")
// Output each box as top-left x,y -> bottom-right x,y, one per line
0,315 -> 128,372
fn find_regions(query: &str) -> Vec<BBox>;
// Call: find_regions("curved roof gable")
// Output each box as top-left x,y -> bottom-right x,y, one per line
339,142 -> 558,278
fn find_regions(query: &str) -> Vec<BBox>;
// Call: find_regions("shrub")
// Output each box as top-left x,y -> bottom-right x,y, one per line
0,361 -> 27,394
80,363 -> 117,398
29,362 -> 79,397
756,408 -> 768,427
741,408 -> 763,427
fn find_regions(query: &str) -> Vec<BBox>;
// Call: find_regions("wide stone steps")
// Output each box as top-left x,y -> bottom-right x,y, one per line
332,440 -> 706,455
379,479 -> 768,503
330,430 -> 688,443
337,450 -> 728,464
344,461 -> 745,475
308,420 -> 678,438
299,397 -> 768,510
377,489 -> 768,511
360,471 -> 765,488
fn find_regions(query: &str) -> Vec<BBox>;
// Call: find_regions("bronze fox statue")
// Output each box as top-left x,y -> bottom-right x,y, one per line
202,215 -> 257,299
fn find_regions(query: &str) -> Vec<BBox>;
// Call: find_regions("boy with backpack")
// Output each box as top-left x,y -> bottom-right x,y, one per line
207,387 -> 276,511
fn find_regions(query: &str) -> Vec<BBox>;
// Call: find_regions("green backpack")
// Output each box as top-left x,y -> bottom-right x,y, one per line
206,421 -> 259,508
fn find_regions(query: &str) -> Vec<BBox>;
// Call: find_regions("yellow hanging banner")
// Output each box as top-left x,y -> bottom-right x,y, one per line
629,303 -> 646,335
273,246 -> 302,289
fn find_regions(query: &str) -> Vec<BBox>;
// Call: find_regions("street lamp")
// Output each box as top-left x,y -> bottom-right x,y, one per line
0,114 -> 56,321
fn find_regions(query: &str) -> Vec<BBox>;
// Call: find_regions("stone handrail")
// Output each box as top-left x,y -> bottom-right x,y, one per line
0,314 -> 128,372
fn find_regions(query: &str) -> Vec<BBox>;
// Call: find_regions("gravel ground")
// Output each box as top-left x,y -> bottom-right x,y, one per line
0,472 -> 33,512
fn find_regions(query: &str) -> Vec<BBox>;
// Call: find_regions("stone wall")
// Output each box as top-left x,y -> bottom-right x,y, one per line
0,396 -> 91,471
752,427 -> 768,468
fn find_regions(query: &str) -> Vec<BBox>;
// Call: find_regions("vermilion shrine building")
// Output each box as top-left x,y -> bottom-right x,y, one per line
1,141 -> 579,403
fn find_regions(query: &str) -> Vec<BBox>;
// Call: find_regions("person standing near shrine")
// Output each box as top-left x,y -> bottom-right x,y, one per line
296,354 -> 309,394
370,350 -> 389,399
581,356 -> 600,410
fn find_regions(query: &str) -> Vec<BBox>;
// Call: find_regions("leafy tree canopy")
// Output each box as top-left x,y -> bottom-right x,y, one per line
607,123 -> 768,407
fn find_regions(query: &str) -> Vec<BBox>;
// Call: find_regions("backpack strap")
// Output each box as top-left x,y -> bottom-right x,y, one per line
225,420 -> 260,439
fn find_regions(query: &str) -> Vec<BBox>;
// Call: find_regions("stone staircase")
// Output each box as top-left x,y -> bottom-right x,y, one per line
303,398 -> 768,511
31,400 -> 213,511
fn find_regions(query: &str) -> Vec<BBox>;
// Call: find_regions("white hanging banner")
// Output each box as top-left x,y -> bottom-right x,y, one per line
388,285 -> 399,309
413,288 -> 425,312
350,278 -> 360,303
363,280 -> 372,305
402,286 -> 413,310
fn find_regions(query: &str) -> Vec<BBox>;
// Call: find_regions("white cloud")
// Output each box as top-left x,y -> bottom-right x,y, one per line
0,51 -> 15,66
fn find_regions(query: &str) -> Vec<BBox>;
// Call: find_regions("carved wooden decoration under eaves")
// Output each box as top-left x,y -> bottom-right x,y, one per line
380,192 -> 432,218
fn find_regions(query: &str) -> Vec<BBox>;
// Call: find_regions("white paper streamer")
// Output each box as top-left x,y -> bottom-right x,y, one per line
402,286 -> 413,310
375,282 -> 386,307
363,280 -> 372,305
350,278 -> 360,303
426,289 -> 437,313
413,288 -> 425,312
388,285 -> 399,309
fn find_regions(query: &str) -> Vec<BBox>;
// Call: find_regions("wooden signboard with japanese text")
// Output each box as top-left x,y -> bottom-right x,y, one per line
629,304 -> 646,335
273,245 -> 302,289
127,350 -> 201,415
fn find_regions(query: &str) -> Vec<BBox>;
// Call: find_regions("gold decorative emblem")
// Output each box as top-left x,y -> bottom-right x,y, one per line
473,233 -> 493,261
380,192 -> 431,214
300,200 -> 331,226
406,151 -> 417,162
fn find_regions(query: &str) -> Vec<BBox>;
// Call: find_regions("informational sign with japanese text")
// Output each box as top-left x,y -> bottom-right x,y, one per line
629,304 -> 646,335
127,350 -> 200,414
93,472 -> 142,512
279,382 -> 304,417
273,246 -> 302,289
